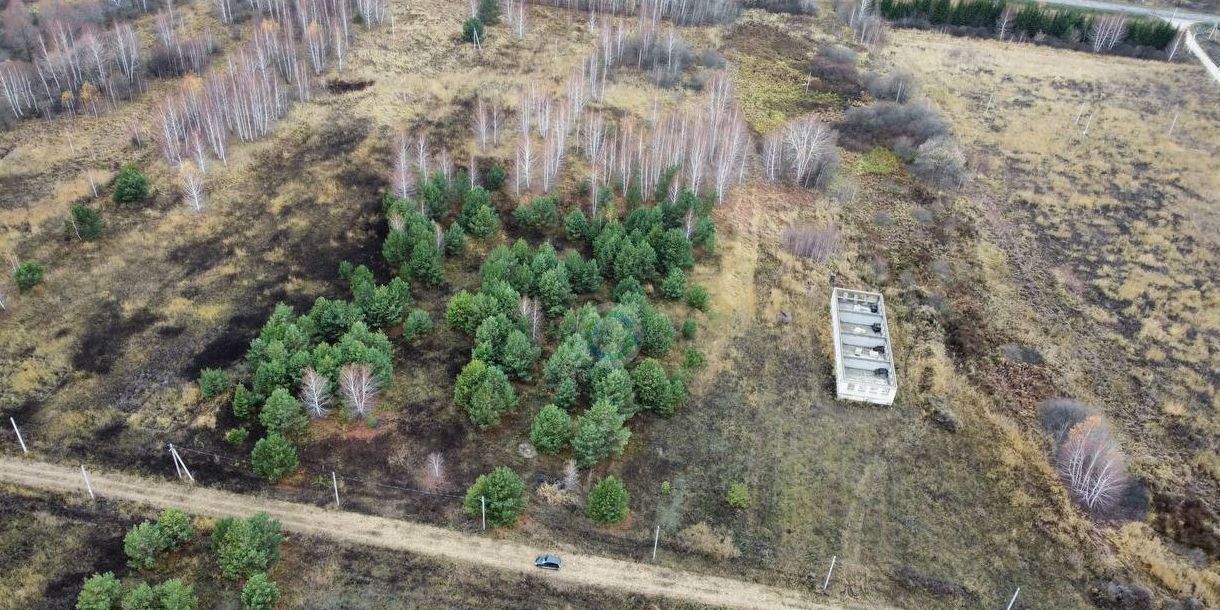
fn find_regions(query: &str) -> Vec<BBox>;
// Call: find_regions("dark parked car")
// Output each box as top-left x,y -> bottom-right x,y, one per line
534,555 -> 562,571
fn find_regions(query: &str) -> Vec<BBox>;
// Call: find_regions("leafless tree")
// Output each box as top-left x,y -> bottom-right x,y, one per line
519,296 -> 542,341
562,459 -> 579,490
392,130 -> 415,198
996,7 -> 1014,41
178,162 -> 206,211
782,225 -> 839,264
339,362 -> 379,418
0,285 -> 7,312
419,452 -> 447,491
1089,15 -> 1126,53
1057,416 -> 1129,513
299,367 -> 332,417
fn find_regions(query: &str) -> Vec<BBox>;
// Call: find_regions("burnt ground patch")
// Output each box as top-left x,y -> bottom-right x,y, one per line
183,312 -> 265,375
73,301 -> 161,375
325,78 -> 374,94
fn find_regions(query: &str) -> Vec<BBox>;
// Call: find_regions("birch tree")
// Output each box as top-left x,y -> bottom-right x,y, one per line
340,362 -> 379,418
299,367 -> 331,417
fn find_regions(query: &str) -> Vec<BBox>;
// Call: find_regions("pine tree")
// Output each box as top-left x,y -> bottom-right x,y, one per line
572,399 -> 631,468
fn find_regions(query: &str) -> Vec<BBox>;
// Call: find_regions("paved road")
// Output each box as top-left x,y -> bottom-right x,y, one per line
0,456 -> 888,610
1046,0 -> 1220,83
1045,0 -> 1217,26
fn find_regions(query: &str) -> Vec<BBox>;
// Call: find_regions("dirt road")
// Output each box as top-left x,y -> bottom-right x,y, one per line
0,456 -> 878,610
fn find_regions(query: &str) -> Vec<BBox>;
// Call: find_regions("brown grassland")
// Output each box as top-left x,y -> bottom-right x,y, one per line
1,1 -> 1218,609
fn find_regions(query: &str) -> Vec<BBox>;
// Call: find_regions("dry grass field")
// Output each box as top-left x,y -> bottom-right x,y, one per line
1,1 -> 1218,609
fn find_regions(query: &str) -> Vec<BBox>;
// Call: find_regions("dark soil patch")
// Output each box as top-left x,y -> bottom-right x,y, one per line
183,312 -> 265,374
892,565 -> 980,605
73,302 -> 161,374
325,78 -> 374,94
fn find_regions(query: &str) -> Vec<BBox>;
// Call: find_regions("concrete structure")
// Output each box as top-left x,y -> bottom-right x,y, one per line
830,287 -> 897,405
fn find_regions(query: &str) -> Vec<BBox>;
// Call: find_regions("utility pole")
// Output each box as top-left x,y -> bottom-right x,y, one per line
80,464 -> 95,500
168,444 -> 193,482
1006,587 -> 1021,609
481,496 -> 487,530
10,418 -> 27,454
332,471 -> 341,508
820,555 -> 837,593
652,525 -> 660,560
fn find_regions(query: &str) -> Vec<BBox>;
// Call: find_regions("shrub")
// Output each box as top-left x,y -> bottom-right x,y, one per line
613,277 -> 643,302
67,205 -> 104,240
536,266 -> 572,317
514,195 -> 559,229
259,388 -> 308,437
485,163 -> 506,190
403,308 -> 433,341
685,284 -> 709,311
251,434 -> 299,482
454,359 -> 518,429
587,476 -> 629,524
572,399 -> 631,468
463,466 -> 527,527
478,0 -> 501,24
838,102 -> 948,149
1039,398 -> 1093,446
225,427 -> 250,445
363,277 -> 412,328
631,359 -> 672,415
443,223 -> 467,255
911,135 -> 966,188
529,404 -> 573,454
112,164 -> 149,205
154,579 -> 197,610
467,203 -> 499,238
241,574 -> 280,610
564,208 -> 590,241
592,367 -> 636,415
124,521 -> 169,570
681,319 -> 697,339
213,513 -> 283,580
232,384 -> 254,419
14,261 -> 43,291
198,368 -> 228,400
865,70 -> 915,102
640,305 -> 675,355
77,572 -> 122,610
462,18 -> 485,43
121,583 -> 159,610
660,267 -> 687,300
157,509 -> 195,549
683,347 -> 706,369
726,482 -> 752,509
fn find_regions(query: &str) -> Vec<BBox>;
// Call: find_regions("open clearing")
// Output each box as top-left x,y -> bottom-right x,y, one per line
1,1 -> 1218,609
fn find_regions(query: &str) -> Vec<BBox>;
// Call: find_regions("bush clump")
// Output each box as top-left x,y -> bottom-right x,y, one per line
76,572 -> 122,610
530,404 -> 573,454
463,18 -> 485,43
112,163 -> 149,205
251,434 -> 299,482
726,482 -> 752,509
198,368 -> 228,400
67,205 -> 104,240
463,466 -> 527,527
14,261 -> 44,291
587,476 -> 629,524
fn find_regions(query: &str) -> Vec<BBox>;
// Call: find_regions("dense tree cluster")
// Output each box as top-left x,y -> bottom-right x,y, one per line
79,510 -> 259,610
876,0 -> 1177,52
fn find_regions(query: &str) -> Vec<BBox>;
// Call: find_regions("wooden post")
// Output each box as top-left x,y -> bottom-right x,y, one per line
80,464 -> 95,500
1006,587 -> 1021,610
332,471 -> 340,508
1167,111 -> 1179,137
168,444 -> 182,479
481,495 -> 487,530
821,555 -> 837,593
10,418 -> 27,454
652,525 -> 660,560
169,444 -> 193,482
